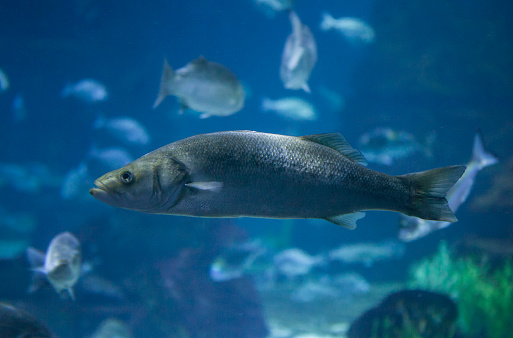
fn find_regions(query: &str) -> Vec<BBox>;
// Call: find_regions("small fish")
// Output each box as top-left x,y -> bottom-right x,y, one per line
320,13 -> 375,44
0,303 -> 55,338
291,277 -> 339,302
358,127 -> 435,166
60,162 -> 92,200
90,131 -> 464,229
0,68 -> 9,92
61,79 -> 108,103
280,11 -> 317,93
328,239 -> 405,267
399,133 -> 498,241
91,318 -> 133,338
254,0 -> 294,13
87,146 -> 134,171
210,240 -> 266,282
274,248 -> 324,279
11,93 -> 27,123
94,115 -> 150,145
318,85 -> 345,112
153,56 -> 245,118
0,162 -> 61,194
261,97 -> 317,120
27,232 -> 82,300
291,273 -> 369,302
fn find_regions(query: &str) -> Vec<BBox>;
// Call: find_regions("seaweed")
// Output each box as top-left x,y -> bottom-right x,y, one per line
409,241 -> 513,338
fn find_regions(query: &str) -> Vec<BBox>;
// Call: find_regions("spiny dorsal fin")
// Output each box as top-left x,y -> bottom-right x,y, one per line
299,133 -> 368,166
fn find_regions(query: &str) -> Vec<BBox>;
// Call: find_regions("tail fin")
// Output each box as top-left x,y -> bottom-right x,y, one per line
320,12 -> 334,31
399,165 -> 466,222
472,133 -> 498,170
153,59 -> 175,109
26,247 -> 47,293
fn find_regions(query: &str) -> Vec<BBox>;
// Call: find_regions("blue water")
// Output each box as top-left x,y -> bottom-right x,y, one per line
0,0 -> 511,337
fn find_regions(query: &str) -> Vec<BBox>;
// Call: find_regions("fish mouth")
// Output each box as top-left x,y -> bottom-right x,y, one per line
89,179 -> 111,201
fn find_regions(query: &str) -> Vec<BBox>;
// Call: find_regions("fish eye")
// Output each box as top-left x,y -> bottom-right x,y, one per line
120,170 -> 134,184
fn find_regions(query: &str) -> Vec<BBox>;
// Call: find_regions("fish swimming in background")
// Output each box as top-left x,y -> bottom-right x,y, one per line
358,127 -> 435,166
280,11 -> 317,92
90,131 -> 465,229
153,57 -> 245,118
328,239 -> 405,267
254,0 -> 295,13
93,115 -> 150,145
261,96 -> 317,120
209,239 -> 266,282
61,79 -> 108,103
27,232 -> 82,300
320,13 -> 375,44
399,133 -> 498,242
273,248 -> 324,279
0,68 -> 9,92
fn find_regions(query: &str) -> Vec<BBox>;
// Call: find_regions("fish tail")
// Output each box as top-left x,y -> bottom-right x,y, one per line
399,165 -> 466,222
153,59 -> 175,109
472,133 -> 498,170
26,247 -> 46,293
320,12 -> 334,31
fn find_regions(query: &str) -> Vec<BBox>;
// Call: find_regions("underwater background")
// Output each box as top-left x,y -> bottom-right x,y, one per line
0,0 -> 512,337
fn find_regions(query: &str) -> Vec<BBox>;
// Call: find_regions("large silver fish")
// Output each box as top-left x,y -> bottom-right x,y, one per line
90,131 -> 465,229
153,56 -> 245,118
398,133 -> 498,241
280,11 -> 317,92
27,232 -> 82,300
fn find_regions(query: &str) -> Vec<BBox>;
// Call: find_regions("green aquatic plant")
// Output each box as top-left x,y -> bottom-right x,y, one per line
409,241 -> 513,338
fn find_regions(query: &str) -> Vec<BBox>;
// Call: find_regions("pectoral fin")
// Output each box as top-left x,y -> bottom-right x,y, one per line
186,181 -> 223,192
325,212 -> 366,230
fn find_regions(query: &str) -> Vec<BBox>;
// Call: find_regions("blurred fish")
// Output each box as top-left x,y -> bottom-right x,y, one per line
90,131 -> 465,228
291,276 -> 339,302
88,145 -> 134,171
0,162 -> 61,194
358,127 -> 435,166
0,209 -> 37,259
0,303 -> 55,338
291,273 -> 369,302
210,240 -> 266,282
0,68 -> 9,92
274,248 -> 324,279
27,232 -> 82,300
254,0 -> 294,13
318,85 -> 345,112
11,93 -> 27,123
320,13 -> 375,44
280,11 -> 317,93
91,318 -> 133,338
94,115 -> 150,145
399,133 -> 498,241
61,79 -> 108,103
329,239 -> 405,267
153,57 -> 245,118
261,96 -> 317,120
79,274 -> 125,300
60,162 -> 92,200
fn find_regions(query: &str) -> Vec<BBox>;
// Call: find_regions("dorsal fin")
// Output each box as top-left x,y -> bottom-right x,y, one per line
190,56 -> 208,68
299,133 -> 367,166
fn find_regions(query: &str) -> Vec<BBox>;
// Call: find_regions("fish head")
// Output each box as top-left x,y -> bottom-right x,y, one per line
90,154 -> 188,213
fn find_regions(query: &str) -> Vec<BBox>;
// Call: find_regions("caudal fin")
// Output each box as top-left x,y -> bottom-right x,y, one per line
399,165 -> 466,222
153,59 -> 175,109
472,133 -> 498,170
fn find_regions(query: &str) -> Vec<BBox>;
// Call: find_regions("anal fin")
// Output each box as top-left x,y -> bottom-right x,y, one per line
325,212 -> 366,230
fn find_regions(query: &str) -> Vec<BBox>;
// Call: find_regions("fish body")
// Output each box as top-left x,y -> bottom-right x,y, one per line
399,133 -> 498,241
94,116 -> 150,145
27,232 -> 82,299
210,239 -> 266,282
90,131 -> 464,228
153,57 -> 245,118
274,248 -> 323,278
320,13 -> 375,44
329,239 -> 405,267
280,11 -> 317,93
255,0 -> 294,13
0,68 -> 9,91
61,79 -> 108,103
358,127 -> 434,166
261,97 -> 317,120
